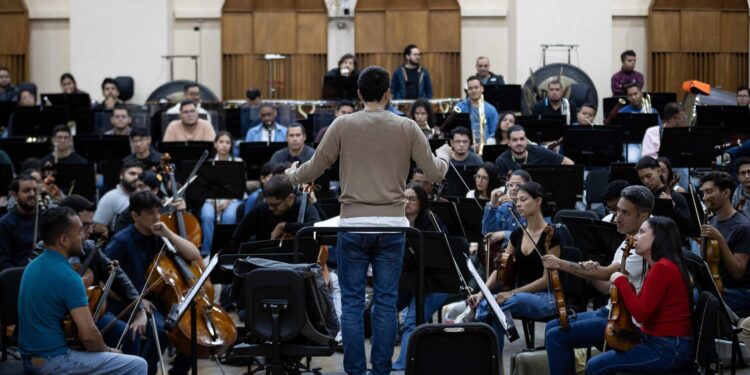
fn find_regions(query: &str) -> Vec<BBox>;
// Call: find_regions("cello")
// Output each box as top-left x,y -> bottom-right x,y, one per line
604,235 -> 640,351
63,261 -> 119,349
159,154 -> 203,248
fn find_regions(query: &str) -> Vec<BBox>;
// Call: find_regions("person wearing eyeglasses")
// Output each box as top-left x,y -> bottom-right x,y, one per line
733,157 -> 750,218
467,162 -> 501,200
104,105 -> 132,136
449,126 -> 483,167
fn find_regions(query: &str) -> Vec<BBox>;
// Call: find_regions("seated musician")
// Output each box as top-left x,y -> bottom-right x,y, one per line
18,88 -> 36,107
59,195 -> 147,355
408,99 -> 441,139
732,157 -> 750,218
162,100 -> 216,143
736,85 -> 749,107
40,125 -> 89,166
494,125 -> 574,176
493,112 -> 516,146
123,127 -> 163,170
699,172 -> 750,316
392,183 -> 448,371
467,162 -> 501,200
542,185 -> 653,375
449,126 -> 482,167
618,83 -> 662,121
244,103 -> 287,142
105,105 -> 132,136
104,191 -> 201,375
410,167 -> 436,199
574,103 -> 597,126
18,207 -> 146,375
531,80 -> 577,125
635,156 -> 692,237
467,182 -> 560,354
640,102 -> 686,159
270,123 -> 315,165
601,180 -> 630,222
230,175 -> 320,250
165,82 -> 214,125
456,76 -> 499,146
587,217 -> 693,374
657,157 -> 686,193
315,100 -> 355,143
483,169 -> 532,248
93,161 -> 143,236
93,78 -> 123,111
0,174 -> 39,271
243,87 -> 262,107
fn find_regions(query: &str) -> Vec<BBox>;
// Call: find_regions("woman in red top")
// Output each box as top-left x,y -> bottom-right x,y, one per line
586,216 -> 694,374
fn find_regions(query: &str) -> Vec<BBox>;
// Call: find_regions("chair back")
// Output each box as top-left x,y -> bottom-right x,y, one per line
242,268 -> 306,342
0,267 -> 24,328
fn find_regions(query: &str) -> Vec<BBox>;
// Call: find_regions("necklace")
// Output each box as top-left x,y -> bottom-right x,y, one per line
512,152 -> 528,165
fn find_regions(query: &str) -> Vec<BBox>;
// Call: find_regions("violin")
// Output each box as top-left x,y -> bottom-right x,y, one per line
702,198 -> 723,293
544,225 -> 568,330
546,137 -> 564,150
146,243 -> 237,358
605,235 -> 640,351
64,261 -> 119,349
72,237 -> 109,288
159,154 -> 202,248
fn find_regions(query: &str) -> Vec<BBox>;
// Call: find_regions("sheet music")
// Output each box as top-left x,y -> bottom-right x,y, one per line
465,257 -> 518,341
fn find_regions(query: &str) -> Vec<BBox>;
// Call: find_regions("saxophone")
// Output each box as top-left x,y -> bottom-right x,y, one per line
478,94 -> 486,155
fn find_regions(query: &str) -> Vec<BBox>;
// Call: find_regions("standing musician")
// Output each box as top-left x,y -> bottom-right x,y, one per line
531,80 -> 578,125
456,76 -> 499,147
732,157 -> 750,218
586,217 -> 693,374
542,185 -> 653,375
611,50 -> 644,96
57,195 -> 147,355
0,174 -> 39,271
467,182 -> 560,354
18,206 -> 147,375
699,172 -> 750,316
104,191 -> 202,375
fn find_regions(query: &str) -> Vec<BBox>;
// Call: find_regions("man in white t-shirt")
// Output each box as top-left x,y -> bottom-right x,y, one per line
93,161 -> 142,236
541,185 -> 654,375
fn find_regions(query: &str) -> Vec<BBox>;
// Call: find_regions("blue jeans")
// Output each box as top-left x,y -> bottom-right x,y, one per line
586,333 -> 693,374
22,348 -> 146,375
723,287 -> 750,317
392,291 -> 449,370
95,311 -> 140,356
200,200 -> 242,256
337,232 -> 405,375
546,306 -> 611,375
475,291 -> 556,353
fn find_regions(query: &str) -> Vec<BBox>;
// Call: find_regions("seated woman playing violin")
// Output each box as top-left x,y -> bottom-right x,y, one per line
587,217 -> 693,375
467,181 -> 560,353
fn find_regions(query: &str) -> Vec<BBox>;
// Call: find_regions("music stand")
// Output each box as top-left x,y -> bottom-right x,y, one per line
100,160 -> 123,192
515,116 -> 565,144
602,97 -> 626,117
224,107 -> 242,139
10,106 -> 70,137
158,141 -> 213,163
696,106 -> 749,141
455,198 -> 487,243
0,102 -> 16,128
165,252 -> 222,375
465,254 -> 520,341
647,92 -> 676,115
481,144 -> 508,163
74,134 -> 131,163
0,139 -> 50,171
54,163 -> 97,202
184,161 -> 246,207
609,113 -> 659,143
0,164 -> 13,196
238,142 -> 287,179
483,84 -> 522,113
524,165 -> 584,216
321,75 -> 358,100
660,127 -> 720,168
41,93 -> 92,110
608,163 -> 641,186
562,125 -> 623,166
402,232 -> 472,295
559,217 -> 624,264
678,191 -> 703,238
429,201 -> 467,239
444,164 -> 478,197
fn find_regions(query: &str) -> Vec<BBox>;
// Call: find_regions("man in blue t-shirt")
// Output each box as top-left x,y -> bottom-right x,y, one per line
18,206 -> 146,375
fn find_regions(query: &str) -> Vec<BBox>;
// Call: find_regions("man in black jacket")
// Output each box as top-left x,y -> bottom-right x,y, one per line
231,175 -> 320,250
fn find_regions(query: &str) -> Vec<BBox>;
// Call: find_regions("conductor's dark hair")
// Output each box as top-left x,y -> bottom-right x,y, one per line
129,190 -> 162,214
662,102 -> 684,122
263,175 -> 295,200
59,194 -> 95,213
101,77 -> 118,91
737,86 -> 750,95
699,171 -> 736,195
621,50 -> 636,62
40,206 -> 77,246
620,185 -> 654,214
403,44 -> 418,59
357,66 -> 390,102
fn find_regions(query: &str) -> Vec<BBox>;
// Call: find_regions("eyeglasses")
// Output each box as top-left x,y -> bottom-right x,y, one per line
474,175 -> 488,182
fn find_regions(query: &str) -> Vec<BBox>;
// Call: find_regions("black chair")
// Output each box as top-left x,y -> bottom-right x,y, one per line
114,76 -> 134,102
233,268 -> 336,375
553,209 -> 600,225
585,169 -> 610,209
0,267 -> 24,361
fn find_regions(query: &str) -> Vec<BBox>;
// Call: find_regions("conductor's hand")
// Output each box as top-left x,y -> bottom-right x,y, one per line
437,144 -> 455,161
285,161 -> 299,177
467,292 -> 482,308
541,254 -> 562,270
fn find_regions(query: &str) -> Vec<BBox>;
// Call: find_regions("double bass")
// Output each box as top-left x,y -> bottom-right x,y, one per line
604,235 -> 639,351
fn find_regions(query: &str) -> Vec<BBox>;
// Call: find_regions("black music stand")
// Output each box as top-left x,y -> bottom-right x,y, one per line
515,116 -> 565,144
238,142 -> 287,179
321,75 -> 358,100
562,125 -> 623,166
647,92 -> 677,115
0,164 -> 13,196
524,165 -> 584,216
483,85 -> 522,113
10,106 -> 70,137
559,217 -> 624,264
456,198 -> 487,243
41,93 -> 92,110
224,107 -> 242,139
608,163 -> 640,186
100,160 -> 123,192
402,232 -> 472,295
602,97 -> 626,117
158,141 -> 213,163
429,201 -> 467,239
609,113 -> 659,143
429,138 -> 448,153
660,127 -> 720,168
165,252 -> 222,375
481,144 -> 508,163
444,164 -> 478,197
0,102 -> 16,128
184,161 -> 246,216
678,191 -> 703,238
0,139 -> 50,171
74,134 -> 131,163
54,163 -> 97,202
696,106 -> 749,132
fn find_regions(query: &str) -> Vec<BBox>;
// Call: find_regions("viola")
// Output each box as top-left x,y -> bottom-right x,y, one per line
64,261 -> 119,349
702,198 -> 723,293
604,235 -> 640,351
159,154 -> 202,248
544,225 -> 568,330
